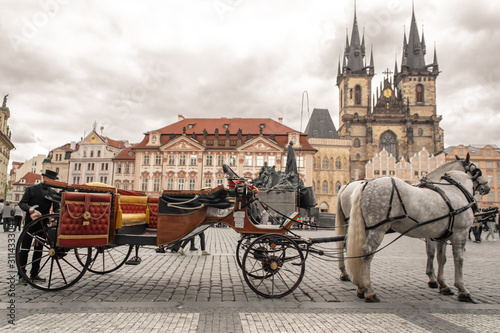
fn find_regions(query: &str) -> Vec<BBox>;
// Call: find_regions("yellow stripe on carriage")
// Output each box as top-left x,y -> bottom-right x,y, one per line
58,234 -> 108,239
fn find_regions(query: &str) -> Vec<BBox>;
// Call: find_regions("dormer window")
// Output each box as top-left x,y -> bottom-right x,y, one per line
223,124 -> 229,129
21,179 -> 26,183
187,124 -> 195,129
151,135 -> 157,143
35,179 -> 40,184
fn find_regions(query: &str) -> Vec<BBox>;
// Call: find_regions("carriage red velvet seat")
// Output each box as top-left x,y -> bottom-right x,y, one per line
147,196 -> 159,229
57,192 -> 112,247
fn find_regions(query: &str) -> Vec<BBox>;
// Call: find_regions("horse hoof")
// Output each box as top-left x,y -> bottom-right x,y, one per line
365,294 -> 380,303
458,293 -> 477,303
428,281 -> 439,289
356,291 -> 365,299
439,288 -> 454,296
340,273 -> 350,282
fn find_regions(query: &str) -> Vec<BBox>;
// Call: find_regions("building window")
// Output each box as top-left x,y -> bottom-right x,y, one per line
487,175 -> 493,184
355,153 -> 361,160
297,156 -> 303,168
179,155 -> 186,166
141,178 -> 148,192
124,163 -> 130,174
167,178 -> 174,190
123,184 -> 129,190
322,157 -> 328,169
73,176 -> 80,184
153,178 -> 161,192
190,155 -> 197,166
488,193 -> 494,202
143,154 -> 150,166
380,131 -> 397,158
168,155 -> 175,166
100,176 -> 107,184
335,181 -> 341,194
256,156 -> 264,167
101,163 -> 108,171
97,150 -> 101,157
418,128 -> 423,136
217,179 -> 224,186
116,164 -> 122,174
245,155 -> 252,167
178,179 -> 185,190
335,158 -> 341,169
486,162 -> 492,169
204,178 -> 212,188
205,155 -> 213,166
87,163 -> 94,171
189,179 -> 196,190
86,176 -> 94,183
416,84 -> 424,103
267,156 -> 275,167
229,155 -> 236,166
90,150 -> 94,157
216,155 -> 224,166
322,181 -> 328,194
155,154 -> 162,165
354,85 -> 361,104
354,138 -> 360,147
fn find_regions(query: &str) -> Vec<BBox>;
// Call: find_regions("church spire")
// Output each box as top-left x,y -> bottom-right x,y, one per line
344,2 -> 365,73
403,5 -> 426,70
432,43 -> 439,72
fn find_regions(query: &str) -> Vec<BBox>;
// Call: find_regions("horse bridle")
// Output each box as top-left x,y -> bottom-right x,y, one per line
459,160 -> 489,194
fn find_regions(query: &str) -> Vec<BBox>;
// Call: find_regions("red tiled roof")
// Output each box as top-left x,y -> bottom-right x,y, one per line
13,172 -> 41,186
133,118 -> 315,151
114,146 -> 136,160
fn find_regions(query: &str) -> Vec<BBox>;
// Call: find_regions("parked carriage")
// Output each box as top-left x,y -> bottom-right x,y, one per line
16,165 -> 343,298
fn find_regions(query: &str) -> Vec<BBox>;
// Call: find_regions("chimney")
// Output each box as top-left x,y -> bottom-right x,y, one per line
70,141 -> 76,150
178,115 -> 185,121
278,117 -> 283,123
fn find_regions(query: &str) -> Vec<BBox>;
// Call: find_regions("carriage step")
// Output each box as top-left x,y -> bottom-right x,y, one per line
115,232 -> 157,246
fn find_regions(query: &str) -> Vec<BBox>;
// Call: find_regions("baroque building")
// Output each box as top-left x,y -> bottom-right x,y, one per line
305,108 -> 350,214
42,142 -> 78,183
125,116 -> 316,196
336,6 -> 444,181
0,95 -> 15,198
67,125 -> 129,186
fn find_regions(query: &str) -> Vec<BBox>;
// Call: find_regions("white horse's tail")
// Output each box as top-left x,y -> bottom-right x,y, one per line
335,185 -> 347,237
346,182 -> 366,286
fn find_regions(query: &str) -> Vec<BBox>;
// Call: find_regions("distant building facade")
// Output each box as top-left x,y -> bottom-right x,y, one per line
42,142 -> 77,183
11,172 -> 41,204
125,116 -> 316,196
68,127 -> 129,186
0,95 -> 15,198
305,109 -> 351,213
445,144 -> 500,209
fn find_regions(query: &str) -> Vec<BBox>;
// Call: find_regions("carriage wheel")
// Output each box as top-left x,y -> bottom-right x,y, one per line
75,244 -> 133,274
16,214 -> 91,291
236,235 -> 253,269
242,234 -> 305,298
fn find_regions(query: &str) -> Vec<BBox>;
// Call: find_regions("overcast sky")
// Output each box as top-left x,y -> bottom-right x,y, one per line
1,0 -> 499,166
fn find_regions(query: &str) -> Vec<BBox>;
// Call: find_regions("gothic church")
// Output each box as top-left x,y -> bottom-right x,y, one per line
336,6 -> 444,180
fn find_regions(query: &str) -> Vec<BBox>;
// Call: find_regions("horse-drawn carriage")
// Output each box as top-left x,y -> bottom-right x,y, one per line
16,165 -> 343,298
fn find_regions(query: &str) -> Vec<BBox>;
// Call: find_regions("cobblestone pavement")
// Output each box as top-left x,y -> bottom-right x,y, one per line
1,227 -> 500,332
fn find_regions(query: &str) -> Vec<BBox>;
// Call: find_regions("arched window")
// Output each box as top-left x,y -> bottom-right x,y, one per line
416,84 -> 424,103
335,158 -> 341,169
355,85 -> 361,104
319,202 -> 329,213
418,128 -> 423,136
380,130 -> 398,158
355,153 -> 361,160
322,181 -> 328,194
354,138 -> 360,147
335,181 -> 342,194
322,157 -> 328,169
313,158 -> 316,169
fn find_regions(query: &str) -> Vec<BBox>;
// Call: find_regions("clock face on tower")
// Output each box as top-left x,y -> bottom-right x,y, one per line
383,88 -> 392,98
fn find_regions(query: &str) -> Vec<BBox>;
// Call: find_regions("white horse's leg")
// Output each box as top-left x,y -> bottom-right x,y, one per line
425,239 -> 438,288
451,233 -> 475,302
358,229 -> 388,302
335,189 -> 350,281
436,241 -> 453,295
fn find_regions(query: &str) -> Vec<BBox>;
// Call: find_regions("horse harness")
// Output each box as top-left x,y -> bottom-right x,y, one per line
363,174 -> 478,241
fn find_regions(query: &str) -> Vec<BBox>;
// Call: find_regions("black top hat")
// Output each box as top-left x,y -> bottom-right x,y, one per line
41,169 -> 59,180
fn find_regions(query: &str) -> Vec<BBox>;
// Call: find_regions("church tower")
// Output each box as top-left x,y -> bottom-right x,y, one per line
394,5 -> 443,155
336,6 -> 374,180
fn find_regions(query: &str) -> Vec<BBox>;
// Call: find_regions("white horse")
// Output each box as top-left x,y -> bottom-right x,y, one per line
336,155 -> 478,282
346,166 -> 490,302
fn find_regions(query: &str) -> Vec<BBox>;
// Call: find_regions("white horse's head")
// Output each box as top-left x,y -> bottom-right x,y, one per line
455,153 -> 490,195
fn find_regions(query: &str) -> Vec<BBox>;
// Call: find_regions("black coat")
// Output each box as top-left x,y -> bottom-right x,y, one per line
19,184 -> 60,224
